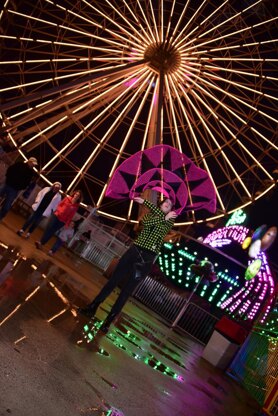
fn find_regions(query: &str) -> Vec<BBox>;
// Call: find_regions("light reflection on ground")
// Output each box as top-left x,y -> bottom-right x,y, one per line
0,241 -> 260,416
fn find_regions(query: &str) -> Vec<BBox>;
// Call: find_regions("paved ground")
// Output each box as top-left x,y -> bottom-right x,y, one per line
0,211 -> 261,416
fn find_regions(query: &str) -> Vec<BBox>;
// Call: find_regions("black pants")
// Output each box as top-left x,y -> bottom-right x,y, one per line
21,209 -> 44,233
93,245 -> 156,317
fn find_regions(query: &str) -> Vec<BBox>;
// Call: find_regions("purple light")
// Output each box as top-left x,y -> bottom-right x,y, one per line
124,78 -> 139,88
205,225 -> 275,322
203,225 -> 249,247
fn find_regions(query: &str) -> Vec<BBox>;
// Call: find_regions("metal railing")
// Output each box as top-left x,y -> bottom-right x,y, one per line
134,275 -> 219,344
227,331 -> 278,408
176,302 -> 219,345
68,221 -> 131,271
134,276 -> 187,322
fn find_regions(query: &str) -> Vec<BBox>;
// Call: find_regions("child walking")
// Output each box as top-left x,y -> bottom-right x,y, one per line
48,220 -> 75,256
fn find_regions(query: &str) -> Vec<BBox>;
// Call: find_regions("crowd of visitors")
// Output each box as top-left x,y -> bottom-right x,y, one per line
1,151 -> 177,336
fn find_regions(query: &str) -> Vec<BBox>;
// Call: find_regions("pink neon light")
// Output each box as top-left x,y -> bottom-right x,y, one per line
205,226 -> 275,322
124,78 -> 139,88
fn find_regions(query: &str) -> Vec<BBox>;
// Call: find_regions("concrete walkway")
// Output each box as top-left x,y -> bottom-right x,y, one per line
0,212 -> 261,416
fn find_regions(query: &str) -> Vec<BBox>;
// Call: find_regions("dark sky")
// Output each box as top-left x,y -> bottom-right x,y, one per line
247,186 -> 277,228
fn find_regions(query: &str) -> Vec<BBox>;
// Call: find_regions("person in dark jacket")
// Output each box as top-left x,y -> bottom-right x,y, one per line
0,157 -> 38,220
78,196 -> 177,333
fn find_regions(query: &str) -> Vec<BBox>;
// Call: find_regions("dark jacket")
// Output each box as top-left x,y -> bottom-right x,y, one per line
5,162 -> 35,190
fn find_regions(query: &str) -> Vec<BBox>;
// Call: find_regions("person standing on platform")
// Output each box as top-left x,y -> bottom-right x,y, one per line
78,196 -> 177,333
35,190 -> 82,249
0,157 -> 38,221
16,182 -> 62,238
48,220 -> 75,256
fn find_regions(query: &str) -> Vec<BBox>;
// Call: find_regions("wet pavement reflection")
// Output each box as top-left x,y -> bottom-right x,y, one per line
0,241 -> 260,416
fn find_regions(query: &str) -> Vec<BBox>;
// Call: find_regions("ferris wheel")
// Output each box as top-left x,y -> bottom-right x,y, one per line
0,0 -> 277,224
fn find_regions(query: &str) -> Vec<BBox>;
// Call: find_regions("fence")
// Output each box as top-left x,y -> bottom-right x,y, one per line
227,331 -> 278,411
69,221 -> 131,271
134,275 -> 219,344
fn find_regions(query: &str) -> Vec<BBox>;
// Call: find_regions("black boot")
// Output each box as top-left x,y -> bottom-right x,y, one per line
77,302 -> 100,318
99,312 -> 118,334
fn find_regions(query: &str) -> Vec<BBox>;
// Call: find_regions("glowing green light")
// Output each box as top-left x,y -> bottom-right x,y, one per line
226,209 -> 247,226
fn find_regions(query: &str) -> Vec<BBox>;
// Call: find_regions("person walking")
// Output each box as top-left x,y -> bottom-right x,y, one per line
78,196 -> 177,333
16,182 -> 62,238
0,157 -> 38,220
35,190 -> 82,249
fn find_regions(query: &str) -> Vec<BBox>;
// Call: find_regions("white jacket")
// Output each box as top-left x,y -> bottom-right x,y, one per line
32,186 -> 62,217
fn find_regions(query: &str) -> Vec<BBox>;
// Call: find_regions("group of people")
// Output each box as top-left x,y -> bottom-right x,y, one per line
1,156 -> 178,335
0,156 -> 83,256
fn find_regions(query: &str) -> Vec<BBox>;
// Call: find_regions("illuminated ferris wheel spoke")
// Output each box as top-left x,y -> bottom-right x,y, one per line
148,0 -> 160,42
7,83 -> 102,133
103,0 -> 152,46
81,0 -> 149,48
174,0 -> 229,46
43,0 -> 146,50
65,69 -> 152,171
164,75 -> 183,154
176,78 -> 252,198
199,67 -> 274,112
40,68 -> 151,171
202,57 -> 278,63
7,8 -> 134,50
160,0 -> 164,42
200,65 -> 278,103
122,1 -> 153,44
20,65 -> 148,151
39,63 -> 145,119
201,71 -> 278,125
168,0 -> 190,45
135,0 -> 157,44
198,0 -> 263,40
72,71 -> 153,195
141,78 -> 159,151
164,76 -> 196,211
189,81 -> 277,165
171,0 -> 207,48
96,77 -> 155,206
3,18 -> 136,56
204,63 -> 278,84
190,88 -> 274,181
190,70 -> 268,123
0,59 -> 146,112
206,38 -> 278,53
176,0 -> 233,47
164,0 -> 176,41
0,66 -> 116,94
44,0 -> 101,28
0,58 -> 90,65
180,16 -> 278,53
169,74 -> 225,210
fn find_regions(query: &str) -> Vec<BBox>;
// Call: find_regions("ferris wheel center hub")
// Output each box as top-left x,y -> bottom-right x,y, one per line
144,43 -> 181,73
